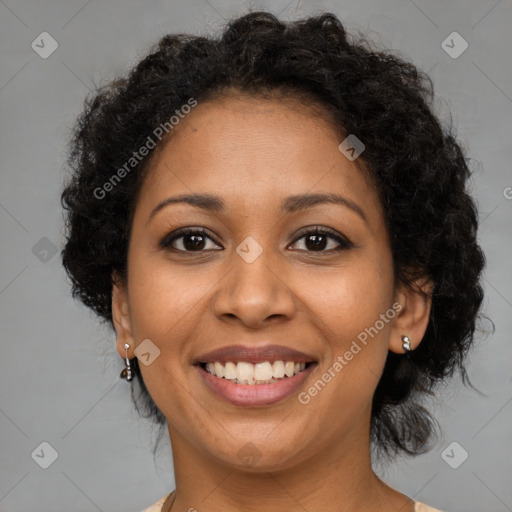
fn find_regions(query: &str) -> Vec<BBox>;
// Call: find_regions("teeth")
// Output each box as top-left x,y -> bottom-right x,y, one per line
236,362 -> 254,384
272,360 -> 285,379
203,360 -> 309,384
253,362 -> 273,381
214,362 -> 225,378
284,361 -> 295,377
224,362 -> 237,380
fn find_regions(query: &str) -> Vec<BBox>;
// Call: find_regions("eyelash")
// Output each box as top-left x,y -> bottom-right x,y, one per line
159,226 -> 353,253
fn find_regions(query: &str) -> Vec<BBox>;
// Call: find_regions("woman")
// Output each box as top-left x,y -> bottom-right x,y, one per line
61,10 -> 485,512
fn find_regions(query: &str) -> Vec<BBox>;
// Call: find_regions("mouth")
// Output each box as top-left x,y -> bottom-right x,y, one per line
193,345 -> 318,406
198,360 -> 314,385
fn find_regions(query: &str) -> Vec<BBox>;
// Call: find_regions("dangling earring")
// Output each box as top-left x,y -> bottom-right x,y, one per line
401,335 -> 412,353
120,343 -> 133,381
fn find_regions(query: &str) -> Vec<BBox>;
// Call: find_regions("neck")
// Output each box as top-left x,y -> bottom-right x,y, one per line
164,420 -> 414,512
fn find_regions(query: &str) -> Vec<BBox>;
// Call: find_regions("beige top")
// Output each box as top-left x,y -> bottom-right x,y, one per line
141,492 -> 444,511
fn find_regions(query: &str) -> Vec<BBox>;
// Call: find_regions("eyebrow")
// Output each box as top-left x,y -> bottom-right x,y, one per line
147,192 -> 367,224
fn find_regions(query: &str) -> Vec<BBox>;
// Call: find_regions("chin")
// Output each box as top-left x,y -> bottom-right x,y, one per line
203,433 -> 313,473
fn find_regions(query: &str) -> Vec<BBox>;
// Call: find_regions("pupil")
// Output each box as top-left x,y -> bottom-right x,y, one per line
184,234 -> 205,251
306,234 -> 326,251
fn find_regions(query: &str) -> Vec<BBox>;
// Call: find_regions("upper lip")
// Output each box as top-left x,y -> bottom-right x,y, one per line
194,344 -> 317,364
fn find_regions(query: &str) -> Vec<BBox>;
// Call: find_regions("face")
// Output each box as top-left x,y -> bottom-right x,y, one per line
113,93 -> 430,471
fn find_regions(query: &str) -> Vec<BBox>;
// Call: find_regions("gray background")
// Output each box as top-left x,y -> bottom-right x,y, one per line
0,1 -> 511,511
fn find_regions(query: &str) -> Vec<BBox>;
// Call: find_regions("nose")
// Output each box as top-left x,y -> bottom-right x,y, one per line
211,244 -> 296,329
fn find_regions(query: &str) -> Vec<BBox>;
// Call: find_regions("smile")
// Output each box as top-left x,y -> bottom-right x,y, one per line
202,360 -> 311,385
196,360 -> 317,407
193,344 -> 318,406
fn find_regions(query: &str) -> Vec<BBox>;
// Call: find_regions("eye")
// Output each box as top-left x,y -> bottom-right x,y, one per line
289,227 -> 352,252
159,228 -> 222,252
160,226 -> 352,253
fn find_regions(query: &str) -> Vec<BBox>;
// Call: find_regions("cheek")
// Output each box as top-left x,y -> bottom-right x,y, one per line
127,253 -> 208,342
124,255 -> 207,414
302,253 -> 395,412
313,254 -> 395,344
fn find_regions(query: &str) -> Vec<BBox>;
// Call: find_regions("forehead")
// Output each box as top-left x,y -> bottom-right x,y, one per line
138,94 -> 379,220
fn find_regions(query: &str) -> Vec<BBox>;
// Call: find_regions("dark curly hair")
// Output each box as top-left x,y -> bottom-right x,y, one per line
61,10 -> 486,459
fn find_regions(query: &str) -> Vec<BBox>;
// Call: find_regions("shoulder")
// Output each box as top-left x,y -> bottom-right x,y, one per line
141,492 -> 173,512
415,502 -> 444,512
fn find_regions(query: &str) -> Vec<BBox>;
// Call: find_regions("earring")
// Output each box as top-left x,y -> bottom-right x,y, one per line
120,343 -> 133,381
401,335 -> 412,353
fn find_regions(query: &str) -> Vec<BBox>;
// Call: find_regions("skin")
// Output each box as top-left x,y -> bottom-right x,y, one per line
112,92 -> 432,512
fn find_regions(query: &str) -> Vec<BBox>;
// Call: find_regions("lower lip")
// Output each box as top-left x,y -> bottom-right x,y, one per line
196,364 -> 316,407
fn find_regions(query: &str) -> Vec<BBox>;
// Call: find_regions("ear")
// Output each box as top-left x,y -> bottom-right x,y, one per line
112,272 -> 135,359
389,275 -> 433,354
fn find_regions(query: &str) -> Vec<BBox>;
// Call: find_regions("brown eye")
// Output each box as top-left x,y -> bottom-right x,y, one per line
160,228 -> 222,252
289,227 -> 352,252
